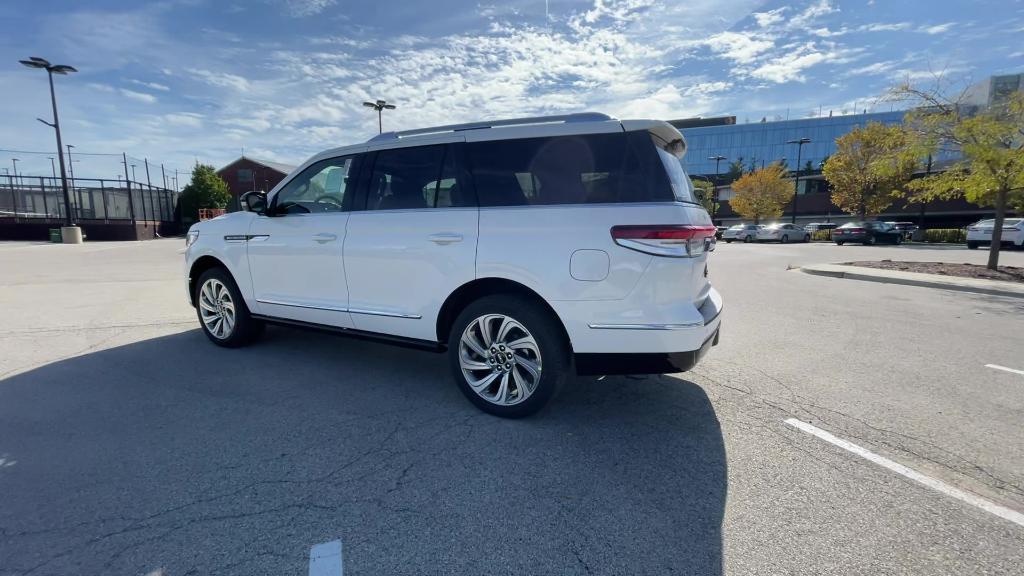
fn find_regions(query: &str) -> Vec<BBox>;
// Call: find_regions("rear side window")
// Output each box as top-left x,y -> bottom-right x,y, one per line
466,132 -> 676,207
364,144 -> 473,210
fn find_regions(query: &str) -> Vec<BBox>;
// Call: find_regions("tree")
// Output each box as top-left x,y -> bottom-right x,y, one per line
180,164 -> 232,221
822,122 -> 918,219
726,157 -> 745,181
729,164 -> 791,224
691,177 -> 717,215
898,86 -> 1024,269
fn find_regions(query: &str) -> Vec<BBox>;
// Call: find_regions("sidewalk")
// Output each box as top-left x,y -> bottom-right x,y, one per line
800,263 -> 1024,299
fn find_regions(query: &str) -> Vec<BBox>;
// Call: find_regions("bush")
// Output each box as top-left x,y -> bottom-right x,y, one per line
811,230 -> 833,242
923,228 -> 966,243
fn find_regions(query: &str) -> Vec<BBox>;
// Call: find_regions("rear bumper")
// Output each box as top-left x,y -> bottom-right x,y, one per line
575,325 -> 720,375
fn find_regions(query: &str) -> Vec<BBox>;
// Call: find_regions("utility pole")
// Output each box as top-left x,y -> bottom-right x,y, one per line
708,155 -> 726,223
66,144 -> 75,185
362,99 -> 396,134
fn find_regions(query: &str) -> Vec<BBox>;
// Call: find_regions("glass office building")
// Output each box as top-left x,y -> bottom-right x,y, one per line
677,111 -> 907,176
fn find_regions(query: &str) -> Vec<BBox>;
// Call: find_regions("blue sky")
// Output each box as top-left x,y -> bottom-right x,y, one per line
1,0 -> 1022,179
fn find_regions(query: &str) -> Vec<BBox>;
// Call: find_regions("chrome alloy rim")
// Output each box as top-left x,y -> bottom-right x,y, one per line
459,314 -> 542,406
198,278 -> 235,339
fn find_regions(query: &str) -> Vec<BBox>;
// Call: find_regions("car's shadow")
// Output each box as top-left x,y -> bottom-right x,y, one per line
0,326 -> 726,576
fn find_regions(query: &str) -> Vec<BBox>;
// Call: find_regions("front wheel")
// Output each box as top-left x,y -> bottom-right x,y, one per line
804,234 -> 811,243
724,239 -> 733,244
864,236 -> 876,245
743,235 -> 752,243
894,234 -> 902,245
780,235 -> 789,244
835,241 -> 844,246
195,267 -> 264,347
448,295 -> 570,418
967,241 -> 979,250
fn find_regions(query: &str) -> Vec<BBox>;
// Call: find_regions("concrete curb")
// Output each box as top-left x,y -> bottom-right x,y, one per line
799,264 -> 1024,299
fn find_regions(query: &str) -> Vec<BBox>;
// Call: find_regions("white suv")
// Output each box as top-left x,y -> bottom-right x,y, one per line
184,113 -> 722,417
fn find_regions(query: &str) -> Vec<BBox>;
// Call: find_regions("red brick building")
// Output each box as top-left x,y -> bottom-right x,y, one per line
216,156 -> 296,211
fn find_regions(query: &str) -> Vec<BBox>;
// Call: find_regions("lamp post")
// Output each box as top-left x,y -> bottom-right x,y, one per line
785,138 -> 810,224
708,155 -> 726,223
20,56 -> 77,232
65,144 -> 76,185
11,158 -> 19,187
362,99 -> 396,134
48,157 -> 57,180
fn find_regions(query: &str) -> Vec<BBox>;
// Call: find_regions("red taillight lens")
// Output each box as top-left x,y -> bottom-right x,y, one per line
611,225 -> 717,257
610,225 -> 717,240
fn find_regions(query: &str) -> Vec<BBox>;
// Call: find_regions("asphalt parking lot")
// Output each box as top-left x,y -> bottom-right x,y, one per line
1,239 -> 1022,575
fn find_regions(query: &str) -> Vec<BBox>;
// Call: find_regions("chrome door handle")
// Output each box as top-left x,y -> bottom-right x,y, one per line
313,232 -> 338,243
428,233 -> 463,245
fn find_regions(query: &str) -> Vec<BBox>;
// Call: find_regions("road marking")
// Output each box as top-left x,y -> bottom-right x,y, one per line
985,364 -> 1024,376
784,418 -> 1024,529
309,540 -> 343,576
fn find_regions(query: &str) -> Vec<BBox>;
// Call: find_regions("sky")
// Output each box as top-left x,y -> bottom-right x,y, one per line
1,0 -> 1022,181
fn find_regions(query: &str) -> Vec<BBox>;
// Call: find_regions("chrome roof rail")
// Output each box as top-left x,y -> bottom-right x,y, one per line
368,112 -> 615,142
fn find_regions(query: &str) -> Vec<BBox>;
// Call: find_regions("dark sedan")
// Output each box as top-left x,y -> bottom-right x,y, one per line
833,221 -> 903,245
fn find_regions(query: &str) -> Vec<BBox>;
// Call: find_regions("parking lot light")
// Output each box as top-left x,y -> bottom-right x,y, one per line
786,138 -> 811,224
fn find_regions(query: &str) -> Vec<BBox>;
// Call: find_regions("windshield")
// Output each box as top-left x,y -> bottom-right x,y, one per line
729,224 -> 744,230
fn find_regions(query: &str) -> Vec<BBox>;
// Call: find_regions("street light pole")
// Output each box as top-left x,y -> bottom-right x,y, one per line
20,56 -> 77,229
786,138 -> 810,224
363,99 -> 397,134
66,144 -> 75,186
708,155 -> 726,223
48,157 -> 57,180
11,158 -> 19,187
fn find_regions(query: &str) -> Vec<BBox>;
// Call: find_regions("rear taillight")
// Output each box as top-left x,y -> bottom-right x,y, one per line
611,225 -> 717,257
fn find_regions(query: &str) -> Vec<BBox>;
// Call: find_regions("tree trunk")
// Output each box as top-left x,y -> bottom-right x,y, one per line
987,187 -> 1008,271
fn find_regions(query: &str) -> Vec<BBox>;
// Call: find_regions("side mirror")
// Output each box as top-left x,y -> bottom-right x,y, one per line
241,191 -> 267,215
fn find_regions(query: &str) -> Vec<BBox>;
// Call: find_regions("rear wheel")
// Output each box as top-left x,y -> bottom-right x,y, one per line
835,241 -> 844,246
967,241 -> 979,250
894,234 -> 902,245
864,235 -> 876,246
195,267 -> 264,347
448,295 -> 570,418
724,239 -> 733,243
743,235 -> 752,243
781,234 -> 789,244
803,234 -> 811,243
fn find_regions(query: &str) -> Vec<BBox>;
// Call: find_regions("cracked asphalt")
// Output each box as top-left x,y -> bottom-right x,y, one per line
0,239 -> 1022,575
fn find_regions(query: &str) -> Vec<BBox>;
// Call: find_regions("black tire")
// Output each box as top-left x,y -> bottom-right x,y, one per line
724,239 -> 733,244
780,234 -> 789,244
967,241 -> 979,250
447,294 -> 570,418
894,234 -> 902,245
743,235 -> 752,243
803,235 -> 811,243
835,241 -> 844,246
864,235 -> 875,246
194,267 -> 264,347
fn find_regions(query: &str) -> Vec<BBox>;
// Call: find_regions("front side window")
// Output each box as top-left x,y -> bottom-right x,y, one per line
274,156 -> 355,215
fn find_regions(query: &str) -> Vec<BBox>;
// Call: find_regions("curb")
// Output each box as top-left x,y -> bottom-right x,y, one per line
799,264 -> 1024,299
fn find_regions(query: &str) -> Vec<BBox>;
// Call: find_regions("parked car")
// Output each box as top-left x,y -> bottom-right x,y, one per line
833,221 -> 903,245
183,113 -> 723,418
755,223 -> 810,243
715,226 -> 728,240
886,221 -> 918,240
722,224 -> 763,243
804,222 -> 838,232
966,218 -> 1024,249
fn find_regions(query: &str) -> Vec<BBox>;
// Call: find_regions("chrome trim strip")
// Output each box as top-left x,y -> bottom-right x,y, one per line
255,299 -> 421,319
587,322 -> 704,330
256,299 -> 349,313
348,307 -> 422,319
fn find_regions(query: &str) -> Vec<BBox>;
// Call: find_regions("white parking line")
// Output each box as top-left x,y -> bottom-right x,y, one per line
309,540 -> 343,576
985,364 -> 1024,376
785,418 -> 1024,529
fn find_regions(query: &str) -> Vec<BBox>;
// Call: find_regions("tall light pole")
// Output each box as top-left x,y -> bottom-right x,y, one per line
11,158 -> 19,187
785,138 -> 810,224
20,56 -> 77,228
708,155 -> 726,223
363,99 -> 396,134
48,157 -> 57,180
130,164 -> 137,182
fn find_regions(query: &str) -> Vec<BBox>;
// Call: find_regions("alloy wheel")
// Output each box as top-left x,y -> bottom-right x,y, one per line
198,278 -> 236,339
458,313 -> 542,406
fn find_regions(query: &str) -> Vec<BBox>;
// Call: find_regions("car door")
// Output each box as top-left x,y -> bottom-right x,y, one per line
343,140 -> 478,342
246,154 -> 363,328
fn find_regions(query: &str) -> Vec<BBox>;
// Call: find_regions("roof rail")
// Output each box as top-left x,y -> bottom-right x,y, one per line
368,112 -> 615,142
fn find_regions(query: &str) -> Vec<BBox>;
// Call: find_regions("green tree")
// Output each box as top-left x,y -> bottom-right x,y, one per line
726,157 -> 745,181
180,164 -> 232,222
899,85 -> 1024,269
691,177 -> 717,215
822,122 -> 918,219
729,164 -> 791,224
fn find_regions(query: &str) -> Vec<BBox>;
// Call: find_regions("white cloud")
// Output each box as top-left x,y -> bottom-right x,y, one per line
790,0 -> 838,28
920,22 -> 954,35
753,7 -> 787,28
120,89 -> 157,103
279,0 -> 336,17
164,113 -> 203,128
186,68 -> 251,92
860,22 -> 911,32
129,79 -> 170,91
702,31 -> 775,64
749,45 -> 839,83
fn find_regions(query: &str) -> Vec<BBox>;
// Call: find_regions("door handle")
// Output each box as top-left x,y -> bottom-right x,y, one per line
428,233 -> 463,245
313,232 -> 338,243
